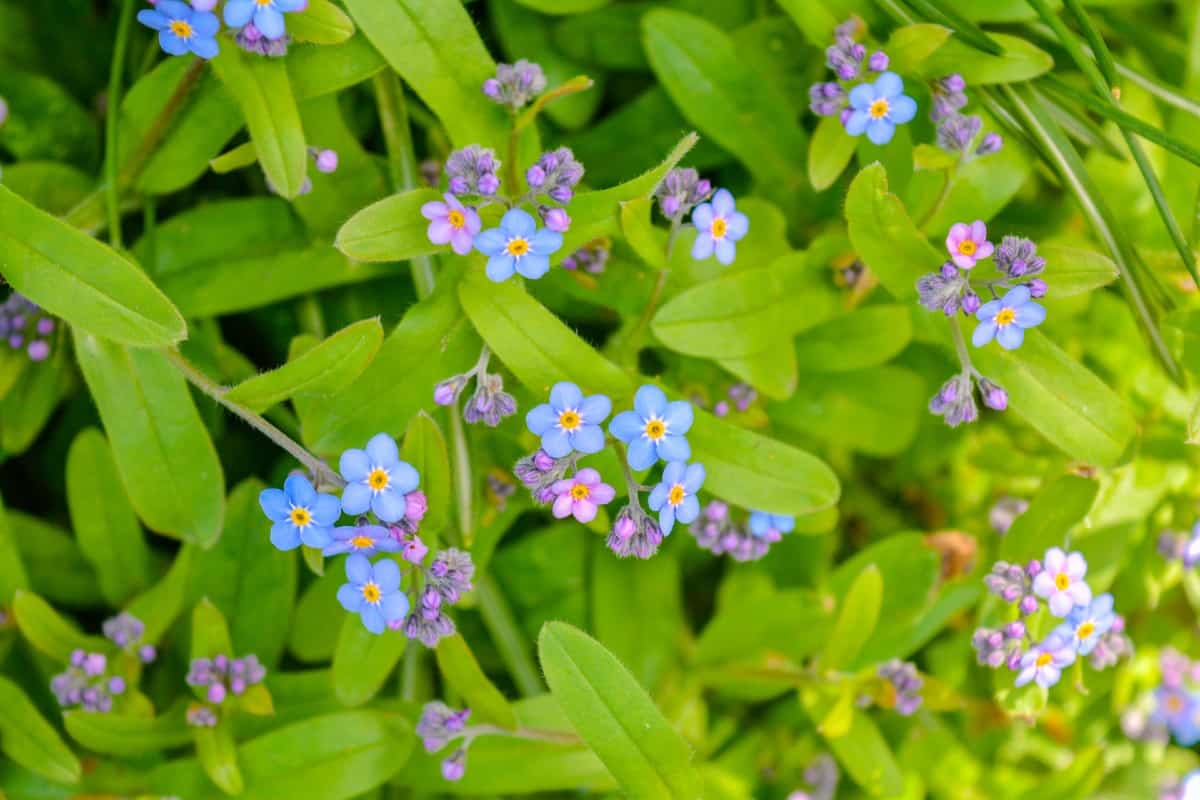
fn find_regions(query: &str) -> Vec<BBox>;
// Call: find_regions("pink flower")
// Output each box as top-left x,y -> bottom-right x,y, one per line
421,193 -> 481,256
1032,547 -> 1091,617
549,468 -> 615,523
945,220 -> 994,269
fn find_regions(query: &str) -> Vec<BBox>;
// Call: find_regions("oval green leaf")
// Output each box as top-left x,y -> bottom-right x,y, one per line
13,589 -> 110,662
65,703 -> 192,757
331,614 -> 407,707
436,633 -> 519,730
0,675 -> 81,785
334,188 -> 443,263
288,0 -> 356,44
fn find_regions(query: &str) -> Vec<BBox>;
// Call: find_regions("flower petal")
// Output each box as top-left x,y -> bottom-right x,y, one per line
648,482 -> 668,510
691,231 -> 715,260
381,592 -> 410,622
374,559 -> 402,593
372,487 -> 406,523
725,212 -> 749,240
971,320 -> 997,347
259,488 -> 290,521
341,482 -> 372,515
634,384 -> 668,418
528,228 -> 563,256
659,505 -> 676,535
474,228 -> 507,256
976,299 -> 1003,320
662,461 -> 686,485
874,71 -> 904,98
270,521 -> 301,551
888,94 -> 917,124
390,461 -> 420,494
590,483 -> 616,504
254,6 -> 286,39
500,208 -> 536,238
339,448 -> 370,482
656,433 -> 691,463
996,324 -> 1025,350
159,30 -> 189,55
552,492 -> 574,518
571,424 -> 605,455
714,239 -> 736,265
136,9 -> 168,29
190,36 -> 219,59
550,382 -> 583,411
1001,285 -> 1031,307
1015,301 -> 1046,328
627,438 -> 658,471
677,495 -> 701,525
427,219 -> 454,245
224,0 -> 254,26
360,605 -> 385,634
712,189 -> 735,216
843,110 -> 869,136
848,83 -> 876,110
191,11 -> 220,37
969,220 -> 987,242
865,118 -> 895,145
311,493 -> 342,526
579,394 -> 612,424
337,583 -> 364,612
609,411 -> 644,442
540,427 -> 572,458
683,462 -> 706,492
285,473 -> 317,506
365,433 -> 400,468
486,254 -> 517,282
300,525 -> 333,549
525,403 -> 558,435
691,203 -> 713,231
345,553 -> 372,584
516,254 -> 551,280
573,500 -> 598,523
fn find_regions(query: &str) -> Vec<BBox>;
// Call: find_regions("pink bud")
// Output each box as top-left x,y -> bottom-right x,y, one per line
543,207 -> 571,233
315,149 -> 339,174
405,490 -> 428,522
613,515 -> 636,540
207,683 -> 227,704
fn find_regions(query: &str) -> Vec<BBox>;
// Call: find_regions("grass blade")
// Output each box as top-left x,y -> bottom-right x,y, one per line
901,0 -> 1004,55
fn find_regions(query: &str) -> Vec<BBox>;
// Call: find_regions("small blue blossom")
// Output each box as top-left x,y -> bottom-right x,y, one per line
340,433 -> 420,524
473,209 -> 563,282
1154,686 -> 1200,746
1054,593 -> 1115,655
224,0 -> 306,41
609,385 -> 694,471
323,523 -> 401,558
258,474 -> 340,551
525,382 -> 611,458
137,1 -> 220,59
691,189 -> 748,265
844,71 -> 917,145
748,511 -> 795,542
1014,632 -> 1075,689
337,554 -> 409,635
647,461 -> 705,535
972,285 -> 1046,350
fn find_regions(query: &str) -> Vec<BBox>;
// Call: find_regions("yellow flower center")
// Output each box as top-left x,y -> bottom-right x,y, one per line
351,535 -> 375,550
958,240 -> 977,256
711,217 -> 728,240
367,467 -> 390,491
1035,652 -> 1053,667
995,308 -> 1017,327
361,582 -> 381,604
558,410 -> 581,431
644,418 -> 667,440
169,19 -> 194,38
1077,621 -> 1095,640
447,209 -> 465,229
1168,695 -> 1185,713
256,0 -> 273,6
869,98 -> 890,119
1054,573 -> 1069,591
570,484 -> 590,501
668,484 -> 686,506
506,237 -> 530,257
289,507 -> 312,527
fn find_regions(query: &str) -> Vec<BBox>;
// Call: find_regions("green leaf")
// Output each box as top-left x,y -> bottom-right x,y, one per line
288,0 -> 356,44
191,598 -> 234,662
0,351 -> 69,455
211,47 -> 308,199
9,511 -> 100,608
689,410 -> 840,516
195,718 -> 244,796
807,699 -> 905,797
65,428 -> 152,606
342,0 -> 510,151
331,615 -> 407,707
845,164 -> 939,301
12,590 -> 110,662
793,306 -> 913,372
592,549 -> 682,691
620,197 -> 667,271
1000,475 -> 1098,561
0,185 -> 186,346
538,621 -> 703,799
514,0 -> 611,12
287,34 -> 388,99
401,412 -> 452,539
209,141 -> 257,174
0,491 -> 30,607
435,633 -> 519,730
0,675 -> 81,785
190,480 -> 297,668
1039,243 -> 1119,297
74,333 -> 225,544
287,572 -> 343,663
917,33 -> 1054,84
0,67 -> 96,164
224,319 -> 384,413
822,565 -> 883,671
642,9 -> 806,189
775,0 -> 839,46
334,188 -> 444,263
808,115 -> 858,192
65,703 -> 192,757
884,23 -> 954,74
460,268 -> 633,399
127,545 -> 194,645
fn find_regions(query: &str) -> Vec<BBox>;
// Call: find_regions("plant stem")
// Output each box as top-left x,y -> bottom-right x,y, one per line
448,409 -> 472,548
104,0 -> 136,250
475,574 -> 544,697
122,57 -> 207,190
466,723 -> 579,745
623,216 -> 683,358
165,350 -> 344,489
948,316 -> 974,374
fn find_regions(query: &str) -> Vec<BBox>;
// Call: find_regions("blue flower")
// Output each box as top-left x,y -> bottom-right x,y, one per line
748,511 -> 795,541
609,385 -> 694,471
137,1 -> 220,59
525,382 -> 611,458
1014,632 -> 1075,689
1054,593 -> 1114,655
339,433 -> 420,523
691,189 -> 749,265
473,209 -> 563,282
337,554 -> 409,635
1154,686 -> 1200,746
972,285 -> 1046,350
224,0 -> 306,40
258,474 -> 340,551
323,524 -> 401,558
647,461 -> 705,535
844,71 -> 917,145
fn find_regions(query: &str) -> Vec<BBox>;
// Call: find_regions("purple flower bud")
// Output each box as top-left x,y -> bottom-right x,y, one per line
836,63 -> 858,81
315,149 -> 339,174
987,631 -> 1004,649
850,42 -> 867,60
976,132 -> 1003,155
27,341 -> 49,361
525,165 -> 546,188
214,654 -> 229,671
979,378 -> 1007,411
542,207 -> 571,233
839,107 -> 854,126
1027,278 -> 1047,298
0,97 -> 7,128
941,262 -> 959,280
139,644 -> 157,663
714,400 -> 729,417
1026,559 -> 1042,577
1005,621 -> 1025,639
477,173 -> 500,196
961,291 -> 980,314
482,78 -> 502,100
660,195 -> 680,217
207,683 -> 226,704
1001,585 -> 1021,603
1019,595 -> 1038,615
942,74 -> 966,93
986,649 -> 1006,668
695,179 -> 712,198
108,676 -> 126,695
230,677 -> 246,695
83,653 -> 107,677
36,318 -> 53,335
534,450 -> 555,471
448,176 -> 469,195
868,51 -> 889,71
1006,649 -> 1024,671
441,749 -> 467,781
548,186 -> 573,204
71,650 -> 86,668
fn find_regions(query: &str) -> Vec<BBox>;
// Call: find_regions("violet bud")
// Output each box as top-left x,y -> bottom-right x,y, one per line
27,340 -> 50,362
1027,278 -> 1047,298
976,132 -> 1003,156
0,97 -> 8,128
1005,621 -> 1025,639
482,78 -> 502,100
207,683 -> 227,704
139,644 -> 157,664
979,378 -> 1007,411
315,149 -> 339,174
1001,585 -> 1021,603
542,207 -> 571,233
477,173 -> 500,196
526,165 -> 546,188
941,262 -> 958,280
441,749 -> 467,781
867,51 -> 889,71
1019,595 -> 1038,616
961,291 -> 981,315
1026,559 -> 1042,577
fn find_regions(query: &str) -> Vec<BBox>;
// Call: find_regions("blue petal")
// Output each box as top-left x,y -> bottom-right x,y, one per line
526,403 -> 558,435
259,488 -> 290,521
339,448 -> 370,482
677,495 -> 701,525
372,487 -> 406,523
609,410 -> 643,442
341,482 -> 372,515
634,385 -> 667,419
323,540 -> 352,556
844,110 -> 869,136
365,433 -> 400,469
345,553 -> 372,584
997,325 -> 1025,350
691,232 -> 715,260
725,212 -> 749,241
528,228 -> 563,256
224,0 -> 254,26
301,525 -> 333,549
255,6 -> 286,39
848,83 -> 876,111
276,0 -> 307,9
136,9 -> 168,30
550,382 -> 583,411
284,473 -> 316,506
663,400 -> 694,433
888,94 -> 917,124
381,592 -> 410,622
976,299 -> 1003,320
866,119 -> 895,145
972,321 -> 998,347
516,254 -> 551,280
541,428 -> 572,458
1015,302 -> 1046,328
311,493 -> 342,526
360,604 -> 385,634
712,189 -> 736,216
1002,285 -> 1031,307
714,239 -> 736,265
691,203 -> 713,230
337,583 -> 364,612
626,438 -> 657,471
579,394 -> 611,423
191,11 -> 220,37
662,461 -> 686,486
191,36 -> 219,59
748,512 -> 771,537
159,0 -> 192,17
774,515 -> 795,533
270,521 -> 301,551
648,482 -> 668,510
571,424 -> 605,455
391,461 -> 420,494
486,254 -> 517,282
501,208 -> 536,238
683,462 -> 706,492
659,505 -> 676,535
159,30 -> 189,56
874,71 -> 904,99
656,434 -> 691,463
474,228 -> 507,256
374,559 -> 402,593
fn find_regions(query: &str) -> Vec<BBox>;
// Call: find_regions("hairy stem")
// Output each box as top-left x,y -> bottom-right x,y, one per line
104,0 -> 136,249
466,723 -> 580,745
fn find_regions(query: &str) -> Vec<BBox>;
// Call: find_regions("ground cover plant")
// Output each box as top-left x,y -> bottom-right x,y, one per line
2,0 -> 1200,797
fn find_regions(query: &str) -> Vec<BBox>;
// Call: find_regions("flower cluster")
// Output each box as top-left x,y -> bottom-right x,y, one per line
185,652 -> 266,726
137,0 -> 307,60
877,659 -> 924,715
259,432 -> 473,644
973,548 -> 1131,689
417,702 -> 473,781
989,496 -> 1029,535
808,20 -> 914,145
1,293 -> 57,363
788,755 -> 840,800
688,501 -> 795,562
917,223 -> 1050,427
1158,521 -> 1200,567
560,238 -> 610,274
103,612 -> 158,664
51,650 -> 128,713
654,168 -> 748,265
483,59 -> 547,110
931,74 -> 1003,158
434,346 -> 518,428
713,383 -> 756,418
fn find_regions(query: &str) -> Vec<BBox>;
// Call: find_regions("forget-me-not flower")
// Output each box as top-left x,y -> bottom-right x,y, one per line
422,194 -> 481,256
259,474 -> 339,551
972,285 -> 1046,350
525,381 -> 611,458
473,208 -> 563,282
1032,547 -> 1092,617
691,189 -> 748,265
609,385 -> 694,470
945,221 -> 994,270
1014,633 -> 1076,689
340,433 -> 420,523
648,461 -> 706,535
224,0 -> 306,41
337,554 -> 409,635
748,511 -> 795,542
1055,593 -> 1115,655
137,1 -> 220,59
550,468 -> 616,524
843,71 -> 917,145
323,524 -> 401,558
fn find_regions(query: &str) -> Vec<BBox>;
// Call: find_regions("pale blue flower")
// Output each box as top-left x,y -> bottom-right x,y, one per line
844,71 -> 917,145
